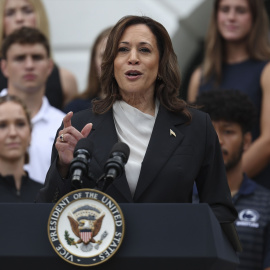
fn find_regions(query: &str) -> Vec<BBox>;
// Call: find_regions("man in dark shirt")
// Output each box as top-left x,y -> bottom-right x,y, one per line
193,89 -> 270,270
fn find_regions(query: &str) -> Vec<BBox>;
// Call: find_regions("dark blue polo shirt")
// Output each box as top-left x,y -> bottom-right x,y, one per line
193,174 -> 270,269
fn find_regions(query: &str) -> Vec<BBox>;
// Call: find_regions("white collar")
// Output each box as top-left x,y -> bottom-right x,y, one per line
31,96 -> 50,124
0,88 -> 7,96
0,88 -> 50,124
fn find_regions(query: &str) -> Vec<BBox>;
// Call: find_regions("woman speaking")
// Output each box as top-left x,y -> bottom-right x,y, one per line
37,15 -> 237,227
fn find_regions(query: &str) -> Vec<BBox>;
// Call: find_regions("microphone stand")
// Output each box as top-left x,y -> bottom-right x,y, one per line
95,174 -> 113,192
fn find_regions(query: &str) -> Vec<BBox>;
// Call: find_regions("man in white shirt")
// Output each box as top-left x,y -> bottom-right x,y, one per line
1,27 -> 65,184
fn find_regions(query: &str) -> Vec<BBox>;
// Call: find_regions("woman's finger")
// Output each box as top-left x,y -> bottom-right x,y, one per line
81,123 -> 93,138
63,111 -> 73,128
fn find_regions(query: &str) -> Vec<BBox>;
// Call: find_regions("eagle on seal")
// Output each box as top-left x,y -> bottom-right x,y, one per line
67,214 -> 105,245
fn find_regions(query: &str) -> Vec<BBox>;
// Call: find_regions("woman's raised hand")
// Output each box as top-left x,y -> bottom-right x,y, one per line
55,112 -> 93,177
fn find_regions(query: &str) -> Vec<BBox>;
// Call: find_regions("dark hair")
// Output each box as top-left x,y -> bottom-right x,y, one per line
79,26 -> 112,100
0,95 -> 32,164
1,26 -> 50,59
195,90 -> 257,133
93,15 -> 191,120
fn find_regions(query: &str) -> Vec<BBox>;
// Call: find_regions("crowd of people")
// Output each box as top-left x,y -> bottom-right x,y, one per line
0,0 -> 270,269
188,0 -> 270,190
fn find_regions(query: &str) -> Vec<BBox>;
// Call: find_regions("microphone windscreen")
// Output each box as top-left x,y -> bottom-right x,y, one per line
110,142 -> 130,159
74,137 -> 94,155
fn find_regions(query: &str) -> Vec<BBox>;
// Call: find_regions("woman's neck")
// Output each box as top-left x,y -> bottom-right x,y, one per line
225,42 -> 250,64
121,93 -> 156,116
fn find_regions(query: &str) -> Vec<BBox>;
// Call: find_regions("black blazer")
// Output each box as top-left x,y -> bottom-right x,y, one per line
37,105 -> 237,224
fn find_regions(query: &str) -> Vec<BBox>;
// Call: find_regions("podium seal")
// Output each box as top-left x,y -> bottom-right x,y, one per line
48,189 -> 125,267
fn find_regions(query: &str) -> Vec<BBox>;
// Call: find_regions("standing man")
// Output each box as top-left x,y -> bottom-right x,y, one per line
194,89 -> 270,270
1,27 -> 65,184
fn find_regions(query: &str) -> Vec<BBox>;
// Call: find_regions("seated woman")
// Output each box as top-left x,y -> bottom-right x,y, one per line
0,95 -> 42,202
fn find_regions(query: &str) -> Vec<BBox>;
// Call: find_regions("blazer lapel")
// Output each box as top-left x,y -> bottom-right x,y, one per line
88,109 -> 117,166
88,109 -> 133,202
133,106 -> 188,201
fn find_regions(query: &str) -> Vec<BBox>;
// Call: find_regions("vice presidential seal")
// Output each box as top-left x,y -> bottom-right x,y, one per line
48,189 -> 125,267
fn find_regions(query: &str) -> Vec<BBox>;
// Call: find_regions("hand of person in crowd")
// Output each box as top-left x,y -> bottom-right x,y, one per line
56,111 -> 93,178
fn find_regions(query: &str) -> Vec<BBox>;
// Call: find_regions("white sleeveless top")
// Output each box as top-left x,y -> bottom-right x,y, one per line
113,100 -> 159,196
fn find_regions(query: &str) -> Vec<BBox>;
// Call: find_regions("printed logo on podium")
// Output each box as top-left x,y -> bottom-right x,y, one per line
48,189 -> 125,267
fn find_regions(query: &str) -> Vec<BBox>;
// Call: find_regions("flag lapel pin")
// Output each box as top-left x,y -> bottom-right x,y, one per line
170,129 -> 176,137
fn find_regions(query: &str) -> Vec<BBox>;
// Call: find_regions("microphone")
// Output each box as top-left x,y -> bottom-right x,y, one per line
69,137 -> 94,190
97,142 -> 130,191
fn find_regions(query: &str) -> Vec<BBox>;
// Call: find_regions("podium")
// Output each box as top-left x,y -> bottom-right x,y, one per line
0,203 -> 239,270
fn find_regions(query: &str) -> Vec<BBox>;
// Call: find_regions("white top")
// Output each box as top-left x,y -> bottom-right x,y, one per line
113,100 -> 159,197
0,89 -> 65,183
